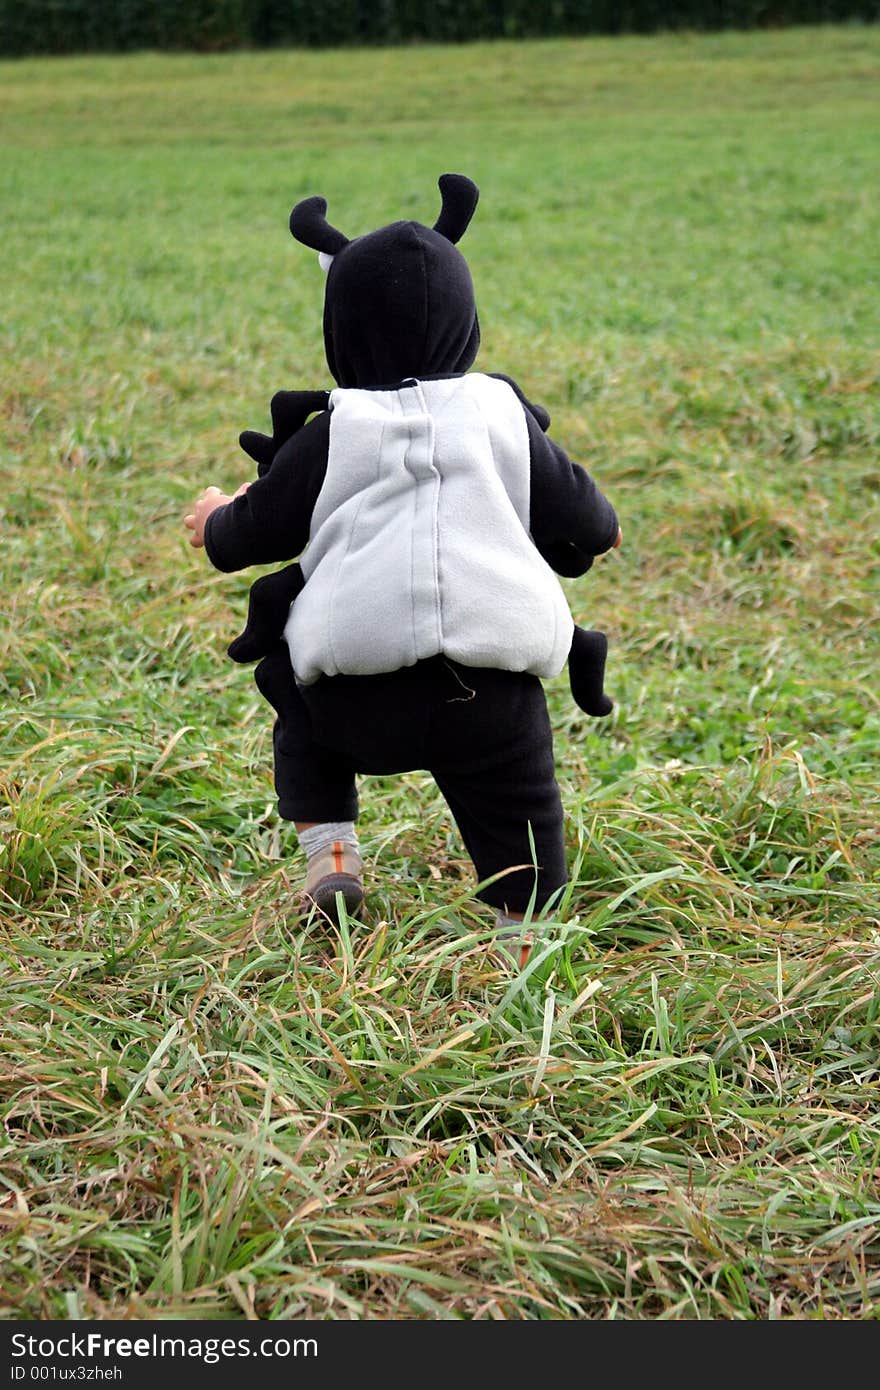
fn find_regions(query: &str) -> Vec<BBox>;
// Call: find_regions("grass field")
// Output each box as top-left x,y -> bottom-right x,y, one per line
1,24 -> 879,1320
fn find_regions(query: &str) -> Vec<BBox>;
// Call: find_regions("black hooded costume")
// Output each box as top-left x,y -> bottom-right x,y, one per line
203,175 -> 620,914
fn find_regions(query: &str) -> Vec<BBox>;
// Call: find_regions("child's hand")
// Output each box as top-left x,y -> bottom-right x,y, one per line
613,526 -> 623,549
184,486 -> 233,549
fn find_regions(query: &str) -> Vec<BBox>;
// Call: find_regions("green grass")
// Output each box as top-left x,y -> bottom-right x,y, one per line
1,25 -> 879,1320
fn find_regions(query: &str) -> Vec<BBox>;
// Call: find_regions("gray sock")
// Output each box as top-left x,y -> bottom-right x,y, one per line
495,910 -> 526,933
297,821 -> 360,860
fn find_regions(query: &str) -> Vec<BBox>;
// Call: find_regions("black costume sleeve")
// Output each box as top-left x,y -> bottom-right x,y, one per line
203,411 -> 331,573
525,412 -> 619,578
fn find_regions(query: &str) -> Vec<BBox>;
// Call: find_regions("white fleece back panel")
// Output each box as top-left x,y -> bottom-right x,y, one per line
285,373 -> 574,683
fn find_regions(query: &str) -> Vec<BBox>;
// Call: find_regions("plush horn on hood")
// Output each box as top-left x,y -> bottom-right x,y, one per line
433,174 -> 479,245
289,196 -> 350,254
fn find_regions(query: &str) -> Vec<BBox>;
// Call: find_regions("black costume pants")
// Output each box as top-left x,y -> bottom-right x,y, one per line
254,647 -> 567,914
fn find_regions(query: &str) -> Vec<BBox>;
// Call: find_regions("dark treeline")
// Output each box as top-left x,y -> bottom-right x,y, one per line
1,0 -> 877,58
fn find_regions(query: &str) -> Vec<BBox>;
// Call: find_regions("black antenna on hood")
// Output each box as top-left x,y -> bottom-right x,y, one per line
433,174 -> 479,245
289,196 -> 350,254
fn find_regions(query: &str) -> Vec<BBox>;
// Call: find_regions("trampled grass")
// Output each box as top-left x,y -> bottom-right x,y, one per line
1,25 -> 879,1319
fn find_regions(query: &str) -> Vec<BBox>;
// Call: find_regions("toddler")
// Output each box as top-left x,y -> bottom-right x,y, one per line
185,174 -> 620,964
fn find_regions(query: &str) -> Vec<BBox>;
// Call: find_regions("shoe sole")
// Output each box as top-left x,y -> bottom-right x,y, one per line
305,874 -> 364,924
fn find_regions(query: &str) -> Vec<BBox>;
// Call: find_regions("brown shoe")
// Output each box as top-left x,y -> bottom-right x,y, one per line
302,841 -> 364,923
494,917 -> 534,970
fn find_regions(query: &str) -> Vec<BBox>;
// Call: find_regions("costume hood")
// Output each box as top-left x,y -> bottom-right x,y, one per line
289,174 -> 481,389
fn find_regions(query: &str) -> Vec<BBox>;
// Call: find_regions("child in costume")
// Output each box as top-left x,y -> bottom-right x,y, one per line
185,174 -> 621,963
